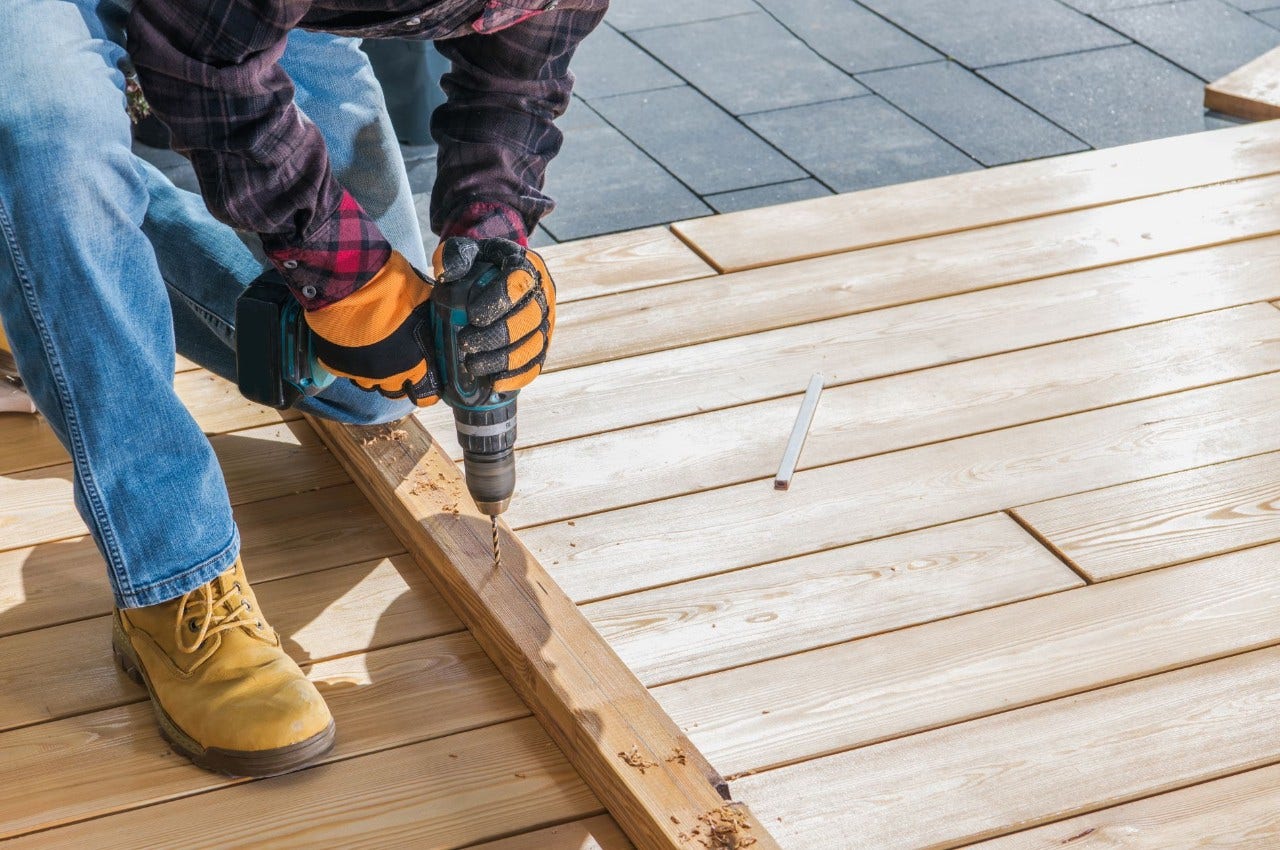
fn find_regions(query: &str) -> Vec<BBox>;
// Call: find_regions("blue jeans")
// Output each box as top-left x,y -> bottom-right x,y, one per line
0,0 -> 425,607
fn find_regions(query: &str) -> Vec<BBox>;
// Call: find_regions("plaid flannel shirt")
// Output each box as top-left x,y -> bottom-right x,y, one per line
127,0 -> 606,308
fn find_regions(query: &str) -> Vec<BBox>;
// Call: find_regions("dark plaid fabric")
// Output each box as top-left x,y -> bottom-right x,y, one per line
127,0 -> 606,307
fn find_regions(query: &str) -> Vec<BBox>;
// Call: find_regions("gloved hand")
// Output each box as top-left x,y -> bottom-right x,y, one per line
432,237 -> 556,393
302,250 -> 442,407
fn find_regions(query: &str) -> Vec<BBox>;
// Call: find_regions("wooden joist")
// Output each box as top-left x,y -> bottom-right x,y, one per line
1205,47 -> 1280,121
308,415 -> 782,850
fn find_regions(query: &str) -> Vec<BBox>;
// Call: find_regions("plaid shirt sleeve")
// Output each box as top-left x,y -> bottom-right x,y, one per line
431,3 -> 607,247
127,0 -> 392,309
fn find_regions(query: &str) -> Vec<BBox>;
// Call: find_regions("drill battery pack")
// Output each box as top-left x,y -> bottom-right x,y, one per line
235,271 -> 333,410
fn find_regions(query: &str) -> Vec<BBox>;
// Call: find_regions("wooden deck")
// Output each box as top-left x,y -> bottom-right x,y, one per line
7,119 -> 1280,847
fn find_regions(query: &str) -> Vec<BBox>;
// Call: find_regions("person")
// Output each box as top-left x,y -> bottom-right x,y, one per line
0,0 -> 604,777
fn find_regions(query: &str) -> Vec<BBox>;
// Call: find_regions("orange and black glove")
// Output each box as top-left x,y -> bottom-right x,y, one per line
432,237 -> 556,394
302,250 -> 442,407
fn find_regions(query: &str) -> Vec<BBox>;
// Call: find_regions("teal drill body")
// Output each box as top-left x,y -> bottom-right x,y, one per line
235,265 -> 518,518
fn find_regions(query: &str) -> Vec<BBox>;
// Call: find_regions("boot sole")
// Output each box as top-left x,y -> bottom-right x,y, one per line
112,614 -> 335,778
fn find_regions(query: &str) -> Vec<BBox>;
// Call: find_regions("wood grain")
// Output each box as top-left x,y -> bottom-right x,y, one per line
1014,451 -> 1280,582
8,717 -> 597,850
657,541 -> 1280,778
733,645 -> 1280,849
528,374 -> 1280,602
1205,48 -> 1280,121
0,368 -> 295,476
584,515 -> 1078,686
540,226 -> 715,303
0,484 -> 404,639
672,119 -> 1280,271
968,762 -> 1280,849
421,234 -> 1280,458
0,554 -> 458,732
468,815 -> 633,850
557,175 -> 1280,370
507,305 -> 1280,528
0,632 -> 524,839
0,420 -> 347,553
309,415 -> 782,850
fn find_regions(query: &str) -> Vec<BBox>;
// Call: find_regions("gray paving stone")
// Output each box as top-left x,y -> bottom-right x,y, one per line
591,86 -> 805,195
744,96 -> 981,193
632,12 -> 866,115
859,60 -> 1086,166
569,23 -> 682,99
1229,0 -> 1280,12
540,103 -> 711,241
1098,0 -> 1280,81
858,0 -> 1129,67
755,0 -> 940,73
528,225 -> 558,248
1056,0 -> 1169,12
1254,7 -> 1280,27
705,179 -> 834,214
980,44 -> 1216,148
606,0 -> 757,32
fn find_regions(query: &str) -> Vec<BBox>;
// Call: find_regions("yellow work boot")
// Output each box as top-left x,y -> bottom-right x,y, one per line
112,558 -> 334,776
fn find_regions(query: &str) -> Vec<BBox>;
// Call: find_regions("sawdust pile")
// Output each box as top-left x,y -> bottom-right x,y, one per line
617,747 -> 658,774
680,806 -> 757,849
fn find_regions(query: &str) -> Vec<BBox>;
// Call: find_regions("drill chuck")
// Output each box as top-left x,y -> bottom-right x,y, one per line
454,398 -> 517,516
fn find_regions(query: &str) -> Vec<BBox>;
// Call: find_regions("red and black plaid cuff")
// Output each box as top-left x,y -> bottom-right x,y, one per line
263,191 -> 393,310
441,201 -> 530,246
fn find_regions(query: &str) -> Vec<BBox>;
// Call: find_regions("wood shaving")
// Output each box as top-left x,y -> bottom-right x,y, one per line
360,428 -> 408,446
694,806 -> 757,849
666,746 -> 687,765
618,747 -> 658,773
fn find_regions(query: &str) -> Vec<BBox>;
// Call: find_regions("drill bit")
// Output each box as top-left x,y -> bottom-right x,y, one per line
490,515 -> 503,570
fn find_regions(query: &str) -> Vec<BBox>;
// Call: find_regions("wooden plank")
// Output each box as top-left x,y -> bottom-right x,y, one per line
9,716 -> 597,850
0,554 -> 458,732
1014,451 -> 1280,582
422,234 -> 1280,457
540,226 -> 715,303
585,515 -> 1079,686
508,305 -> 1280,529
1205,49 -> 1280,121
0,632 -> 524,839
733,645 -> 1280,849
0,369 -> 295,477
0,484 -> 404,639
556,174 -> 1280,371
671,119 -> 1280,271
528,374 -> 1280,602
657,541 -> 1280,778
0,420 -> 347,554
468,815 -> 633,850
969,763 -> 1280,849
309,415 -> 782,850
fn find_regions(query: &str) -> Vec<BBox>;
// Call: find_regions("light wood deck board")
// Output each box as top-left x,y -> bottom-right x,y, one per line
672,119 -> 1280,271
1014,451 -> 1280,581
0,554 -> 458,733
540,226 -> 715,302
1206,48 -> 1280,121
583,514 -> 1079,686
734,646 -> 1280,849
0,369 -> 295,477
508,304 -> 1280,529
656,541 -> 1280,778
967,763 -> 1280,849
532,374 -> 1280,602
422,232 -> 1280,460
468,815 -> 632,849
0,632 -> 524,839
558,174 -> 1280,372
0,483 -> 404,639
0,420 -> 348,553
8,716 -> 599,850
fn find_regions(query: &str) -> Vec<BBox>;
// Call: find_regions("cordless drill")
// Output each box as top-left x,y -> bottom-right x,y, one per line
235,264 -> 518,523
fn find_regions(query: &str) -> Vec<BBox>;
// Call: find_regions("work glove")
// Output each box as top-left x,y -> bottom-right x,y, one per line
432,237 -> 556,394
302,250 -> 442,407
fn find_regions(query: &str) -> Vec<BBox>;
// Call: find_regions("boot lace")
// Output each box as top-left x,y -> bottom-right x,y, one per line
173,580 -> 256,653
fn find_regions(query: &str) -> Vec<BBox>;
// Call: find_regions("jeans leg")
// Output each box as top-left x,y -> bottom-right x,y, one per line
148,28 -> 425,425
0,0 -> 238,606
